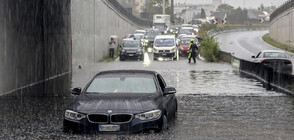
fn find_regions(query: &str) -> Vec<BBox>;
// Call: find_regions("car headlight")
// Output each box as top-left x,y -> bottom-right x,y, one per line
171,47 -> 177,52
179,46 -> 184,50
153,48 -> 158,52
121,49 -> 126,53
135,110 -> 161,120
65,110 -> 86,120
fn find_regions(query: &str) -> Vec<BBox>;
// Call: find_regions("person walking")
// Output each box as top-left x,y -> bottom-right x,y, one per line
188,39 -> 198,64
109,37 -> 116,59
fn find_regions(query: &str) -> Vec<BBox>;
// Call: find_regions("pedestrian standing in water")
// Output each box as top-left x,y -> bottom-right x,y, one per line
188,39 -> 198,64
109,38 -> 116,59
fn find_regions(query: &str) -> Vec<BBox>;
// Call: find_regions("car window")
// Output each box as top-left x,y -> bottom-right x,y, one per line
181,40 -> 190,45
86,75 -> 157,94
263,52 -> 287,58
157,74 -> 166,92
155,38 -> 175,47
123,41 -> 140,47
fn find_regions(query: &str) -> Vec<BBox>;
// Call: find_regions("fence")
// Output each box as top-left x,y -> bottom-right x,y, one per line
270,0 -> 294,22
105,0 -> 152,27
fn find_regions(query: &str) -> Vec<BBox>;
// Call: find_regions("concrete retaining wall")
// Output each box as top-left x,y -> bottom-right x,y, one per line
269,8 -> 294,47
0,0 -> 71,97
71,0 -> 144,66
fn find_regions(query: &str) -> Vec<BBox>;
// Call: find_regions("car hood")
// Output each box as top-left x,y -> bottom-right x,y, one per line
69,93 -> 161,114
180,45 -> 189,49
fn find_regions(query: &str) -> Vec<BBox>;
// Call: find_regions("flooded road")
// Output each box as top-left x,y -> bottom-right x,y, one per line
1,57 -> 294,139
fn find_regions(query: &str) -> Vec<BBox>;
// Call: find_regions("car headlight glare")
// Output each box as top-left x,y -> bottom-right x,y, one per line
65,110 -> 86,120
135,110 -> 161,120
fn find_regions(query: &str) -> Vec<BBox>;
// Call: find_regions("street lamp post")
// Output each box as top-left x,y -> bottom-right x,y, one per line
163,0 -> 166,14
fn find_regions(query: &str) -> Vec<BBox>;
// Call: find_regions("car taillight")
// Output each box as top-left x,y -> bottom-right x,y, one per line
285,60 -> 292,64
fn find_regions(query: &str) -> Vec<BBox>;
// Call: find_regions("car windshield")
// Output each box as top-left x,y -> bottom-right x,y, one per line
134,31 -> 145,35
86,75 -> 157,94
123,41 -> 140,47
181,40 -> 190,45
155,38 -> 175,47
180,29 -> 193,34
263,52 -> 287,58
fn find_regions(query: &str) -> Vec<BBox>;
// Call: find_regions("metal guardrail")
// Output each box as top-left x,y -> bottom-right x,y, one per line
105,0 -> 152,27
270,0 -> 294,22
219,51 -> 294,95
207,26 -> 268,36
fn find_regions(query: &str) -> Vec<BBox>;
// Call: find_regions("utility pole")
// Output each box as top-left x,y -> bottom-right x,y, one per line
163,0 -> 166,14
243,0 -> 245,9
171,0 -> 174,24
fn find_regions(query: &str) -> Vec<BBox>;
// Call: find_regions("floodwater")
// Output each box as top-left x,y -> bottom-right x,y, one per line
1,58 -> 294,139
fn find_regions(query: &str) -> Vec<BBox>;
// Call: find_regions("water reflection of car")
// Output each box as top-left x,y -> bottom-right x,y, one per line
63,70 -> 178,133
119,38 -> 143,61
153,35 -> 177,60
251,50 -> 292,74
179,38 -> 191,56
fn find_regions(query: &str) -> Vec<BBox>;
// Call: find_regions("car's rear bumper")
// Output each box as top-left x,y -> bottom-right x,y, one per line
63,116 -> 163,134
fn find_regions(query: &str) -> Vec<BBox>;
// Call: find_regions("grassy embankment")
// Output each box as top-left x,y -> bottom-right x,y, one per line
262,33 -> 294,53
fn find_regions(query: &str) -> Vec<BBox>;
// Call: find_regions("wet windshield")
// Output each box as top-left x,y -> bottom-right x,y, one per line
264,52 -> 287,58
181,40 -> 190,45
123,41 -> 140,47
86,76 -> 157,94
155,38 -> 175,47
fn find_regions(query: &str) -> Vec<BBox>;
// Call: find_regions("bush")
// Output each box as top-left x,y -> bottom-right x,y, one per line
200,36 -> 220,62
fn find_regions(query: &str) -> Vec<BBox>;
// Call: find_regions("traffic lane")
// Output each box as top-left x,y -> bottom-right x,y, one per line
216,30 -> 294,73
1,96 -> 294,139
216,30 -> 279,60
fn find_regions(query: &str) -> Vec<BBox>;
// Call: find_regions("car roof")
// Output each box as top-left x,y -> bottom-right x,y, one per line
122,38 -> 139,41
155,35 -> 175,39
97,70 -> 157,76
135,30 -> 146,32
261,50 -> 286,53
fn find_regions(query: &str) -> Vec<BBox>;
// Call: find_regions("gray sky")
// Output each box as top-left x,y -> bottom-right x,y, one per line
174,0 -> 289,9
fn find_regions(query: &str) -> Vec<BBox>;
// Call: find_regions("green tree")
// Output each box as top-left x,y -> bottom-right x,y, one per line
216,4 -> 234,14
143,0 -> 172,20
227,7 -> 248,24
200,8 -> 206,18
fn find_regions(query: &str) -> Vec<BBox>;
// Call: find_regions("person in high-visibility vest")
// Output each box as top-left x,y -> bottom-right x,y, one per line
188,39 -> 198,64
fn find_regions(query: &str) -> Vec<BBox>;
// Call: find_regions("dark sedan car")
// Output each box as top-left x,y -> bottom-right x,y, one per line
119,38 -> 143,61
63,70 -> 178,133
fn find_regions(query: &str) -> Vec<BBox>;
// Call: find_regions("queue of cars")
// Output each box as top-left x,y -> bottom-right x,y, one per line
119,24 -> 201,61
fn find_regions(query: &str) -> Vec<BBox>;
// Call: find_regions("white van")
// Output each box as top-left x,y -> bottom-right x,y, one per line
153,35 -> 177,60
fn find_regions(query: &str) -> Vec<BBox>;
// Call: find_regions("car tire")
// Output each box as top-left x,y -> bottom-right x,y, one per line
119,56 -> 124,61
157,114 -> 168,132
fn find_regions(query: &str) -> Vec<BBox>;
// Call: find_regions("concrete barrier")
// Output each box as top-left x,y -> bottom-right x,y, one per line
219,51 -> 294,95
71,0 -> 148,66
208,26 -> 268,36
269,7 -> 294,48
0,0 -> 72,97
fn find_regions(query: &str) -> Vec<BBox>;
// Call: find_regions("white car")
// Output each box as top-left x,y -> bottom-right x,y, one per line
134,30 -> 147,36
153,35 -> 177,60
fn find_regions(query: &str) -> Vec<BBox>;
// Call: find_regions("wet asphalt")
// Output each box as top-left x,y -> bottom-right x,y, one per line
1,55 -> 294,139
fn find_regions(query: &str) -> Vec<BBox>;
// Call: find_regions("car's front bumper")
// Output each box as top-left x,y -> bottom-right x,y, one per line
179,50 -> 189,55
154,52 -> 176,58
63,116 -> 163,133
120,53 -> 143,59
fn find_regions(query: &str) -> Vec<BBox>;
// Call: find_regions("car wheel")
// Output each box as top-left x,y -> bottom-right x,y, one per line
157,114 -> 168,132
119,56 -> 124,61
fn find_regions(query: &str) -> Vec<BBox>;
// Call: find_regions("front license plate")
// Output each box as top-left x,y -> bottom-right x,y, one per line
162,53 -> 167,56
99,125 -> 120,132
129,54 -> 134,56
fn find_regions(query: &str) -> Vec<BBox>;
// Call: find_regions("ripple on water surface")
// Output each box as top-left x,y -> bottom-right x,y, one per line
158,70 -> 284,96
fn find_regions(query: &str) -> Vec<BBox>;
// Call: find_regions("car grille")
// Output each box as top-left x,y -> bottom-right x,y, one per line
87,114 -> 133,124
111,114 -> 133,123
159,50 -> 170,53
87,114 -> 108,123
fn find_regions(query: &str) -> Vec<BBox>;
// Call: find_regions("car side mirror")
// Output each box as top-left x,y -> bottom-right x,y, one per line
163,87 -> 176,95
251,56 -> 256,58
72,87 -> 82,95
